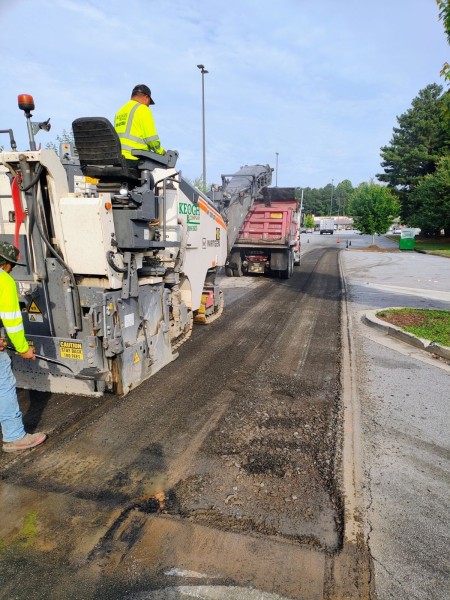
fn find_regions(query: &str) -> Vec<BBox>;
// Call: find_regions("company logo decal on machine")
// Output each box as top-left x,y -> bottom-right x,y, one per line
206,228 -> 222,248
179,202 -> 200,231
59,341 -> 84,360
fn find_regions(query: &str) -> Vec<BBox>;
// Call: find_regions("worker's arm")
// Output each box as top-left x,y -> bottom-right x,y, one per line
136,104 -> 165,155
0,272 -> 35,359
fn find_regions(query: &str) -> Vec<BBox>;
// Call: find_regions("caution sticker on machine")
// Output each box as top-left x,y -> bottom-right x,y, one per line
28,300 -> 42,313
59,341 -> 84,360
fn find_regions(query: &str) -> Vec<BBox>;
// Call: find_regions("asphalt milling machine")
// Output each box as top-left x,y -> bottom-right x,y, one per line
0,95 -> 274,396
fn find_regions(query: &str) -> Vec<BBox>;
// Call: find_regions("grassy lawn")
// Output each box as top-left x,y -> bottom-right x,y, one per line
376,308 -> 450,346
414,237 -> 450,257
386,235 -> 450,256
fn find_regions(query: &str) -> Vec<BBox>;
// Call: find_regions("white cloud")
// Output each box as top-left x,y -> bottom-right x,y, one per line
0,0 -> 447,187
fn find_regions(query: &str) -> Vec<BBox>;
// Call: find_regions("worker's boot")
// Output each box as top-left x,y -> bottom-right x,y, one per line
3,432 -> 47,452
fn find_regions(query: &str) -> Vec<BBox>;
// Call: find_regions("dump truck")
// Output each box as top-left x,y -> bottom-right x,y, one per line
225,187 -> 301,279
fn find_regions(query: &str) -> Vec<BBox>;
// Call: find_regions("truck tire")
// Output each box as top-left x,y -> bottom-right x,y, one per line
225,266 -> 234,277
280,251 -> 294,279
230,251 -> 243,277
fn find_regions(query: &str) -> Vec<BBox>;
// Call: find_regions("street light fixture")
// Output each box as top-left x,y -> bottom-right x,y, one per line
197,64 -> 208,189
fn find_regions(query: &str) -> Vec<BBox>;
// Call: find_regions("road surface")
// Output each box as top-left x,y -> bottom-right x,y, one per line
0,234 -> 383,599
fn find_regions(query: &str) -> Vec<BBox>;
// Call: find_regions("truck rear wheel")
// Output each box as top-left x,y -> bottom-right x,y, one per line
225,266 -> 234,277
280,251 -> 294,279
230,251 -> 243,277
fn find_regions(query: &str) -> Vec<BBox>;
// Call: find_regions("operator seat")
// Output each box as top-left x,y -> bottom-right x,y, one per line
72,117 -> 178,191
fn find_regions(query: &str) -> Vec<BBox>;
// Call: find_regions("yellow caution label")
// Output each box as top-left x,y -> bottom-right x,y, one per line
133,351 -> 140,364
270,212 -> 283,219
59,341 -> 84,360
29,313 -> 43,323
28,300 -> 42,314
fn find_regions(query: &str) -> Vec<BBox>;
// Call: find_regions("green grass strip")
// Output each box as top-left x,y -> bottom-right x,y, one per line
376,308 -> 450,346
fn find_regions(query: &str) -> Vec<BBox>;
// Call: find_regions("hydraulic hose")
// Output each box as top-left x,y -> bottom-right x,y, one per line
106,250 -> 128,273
31,180 -> 83,333
18,157 -> 82,334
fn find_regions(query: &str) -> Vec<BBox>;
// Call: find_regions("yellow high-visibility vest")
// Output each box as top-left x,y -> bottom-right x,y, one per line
0,269 -> 28,353
114,100 -> 165,160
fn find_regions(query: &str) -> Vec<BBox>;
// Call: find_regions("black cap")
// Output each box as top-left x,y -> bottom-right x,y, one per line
131,84 -> 155,105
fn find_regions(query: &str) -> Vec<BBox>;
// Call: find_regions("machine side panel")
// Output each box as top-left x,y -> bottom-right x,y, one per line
178,193 -> 227,310
59,195 -> 123,288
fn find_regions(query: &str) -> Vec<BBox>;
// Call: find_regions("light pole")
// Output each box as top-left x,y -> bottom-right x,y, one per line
329,178 -> 334,216
197,64 -> 208,189
275,152 -> 279,186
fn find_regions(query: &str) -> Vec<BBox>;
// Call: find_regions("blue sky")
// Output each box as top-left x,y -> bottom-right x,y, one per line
0,0 -> 447,188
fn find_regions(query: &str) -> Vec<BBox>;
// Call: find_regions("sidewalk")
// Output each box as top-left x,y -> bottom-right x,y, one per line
340,246 -> 450,600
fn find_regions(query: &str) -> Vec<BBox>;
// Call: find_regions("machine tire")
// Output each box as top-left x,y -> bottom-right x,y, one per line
225,266 -> 234,277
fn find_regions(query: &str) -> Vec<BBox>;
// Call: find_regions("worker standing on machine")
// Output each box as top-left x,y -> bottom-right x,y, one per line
114,84 -> 165,164
0,242 -> 47,452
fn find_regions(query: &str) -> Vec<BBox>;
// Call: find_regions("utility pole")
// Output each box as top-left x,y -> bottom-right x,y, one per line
275,152 -> 279,186
329,179 -> 334,216
197,64 -> 208,189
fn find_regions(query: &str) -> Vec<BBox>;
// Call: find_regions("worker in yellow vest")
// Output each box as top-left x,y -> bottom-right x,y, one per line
0,241 -> 47,452
114,84 -> 165,164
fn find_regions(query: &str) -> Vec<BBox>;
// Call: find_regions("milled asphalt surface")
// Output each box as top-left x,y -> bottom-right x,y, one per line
307,232 -> 449,600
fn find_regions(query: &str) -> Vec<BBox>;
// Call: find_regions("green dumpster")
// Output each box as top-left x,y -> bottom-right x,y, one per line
399,228 -> 415,250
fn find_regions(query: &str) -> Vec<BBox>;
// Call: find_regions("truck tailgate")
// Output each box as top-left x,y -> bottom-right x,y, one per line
235,204 -> 295,245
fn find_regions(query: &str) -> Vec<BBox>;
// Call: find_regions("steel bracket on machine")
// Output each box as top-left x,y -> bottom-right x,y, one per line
121,252 -> 139,299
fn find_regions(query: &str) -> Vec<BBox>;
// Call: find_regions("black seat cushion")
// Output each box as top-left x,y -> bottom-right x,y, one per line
72,117 -> 141,182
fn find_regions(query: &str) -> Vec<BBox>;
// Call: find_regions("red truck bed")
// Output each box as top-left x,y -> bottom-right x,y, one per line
235,200 -> 298,246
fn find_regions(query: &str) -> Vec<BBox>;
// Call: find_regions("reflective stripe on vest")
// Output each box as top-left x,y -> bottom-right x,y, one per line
116,104 -> 159,148
0,268 -> 28,353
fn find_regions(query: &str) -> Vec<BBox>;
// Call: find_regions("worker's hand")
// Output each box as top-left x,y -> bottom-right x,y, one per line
0,339 -> 6,351
20,347 -> 36,360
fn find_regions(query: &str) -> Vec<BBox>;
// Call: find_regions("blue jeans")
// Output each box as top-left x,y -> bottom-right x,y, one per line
0,351 -> 26,442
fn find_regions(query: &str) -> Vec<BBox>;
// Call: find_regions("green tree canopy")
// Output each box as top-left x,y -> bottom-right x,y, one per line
437,0 -> 450,83
408,155 -> 450,236
304,214 -> 315,229
377,84 -> 448,222
347,181 -> 400,244
300,180 -> 355,216
335,179 -> 354,216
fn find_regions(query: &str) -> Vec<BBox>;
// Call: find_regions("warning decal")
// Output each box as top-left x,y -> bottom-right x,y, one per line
59,341 -> 84,360
133,351 -> 141,364
28,300 -> 42,314
29,313 -> 43,323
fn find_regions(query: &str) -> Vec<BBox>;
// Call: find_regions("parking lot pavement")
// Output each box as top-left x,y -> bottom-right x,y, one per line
341,248 -> 450,600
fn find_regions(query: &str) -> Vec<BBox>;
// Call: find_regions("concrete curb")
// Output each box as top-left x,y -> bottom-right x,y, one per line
363,308 -> 450,361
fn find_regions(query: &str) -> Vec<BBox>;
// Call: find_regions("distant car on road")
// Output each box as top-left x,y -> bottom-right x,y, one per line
306,228 -> 313,234
392,227 -> 401,235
